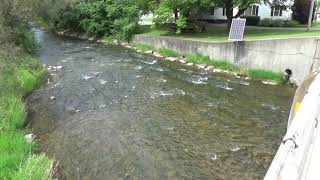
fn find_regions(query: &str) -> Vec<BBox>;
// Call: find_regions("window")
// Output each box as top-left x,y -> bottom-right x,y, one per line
271,6 -> 283,16
223,8 -> 226,16
244,5 -> 259,16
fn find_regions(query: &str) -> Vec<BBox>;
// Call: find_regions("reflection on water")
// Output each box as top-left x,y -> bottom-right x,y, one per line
29,30 -> 295,179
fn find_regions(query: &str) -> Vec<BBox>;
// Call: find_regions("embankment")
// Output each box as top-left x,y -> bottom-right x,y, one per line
132,35 -> 320,84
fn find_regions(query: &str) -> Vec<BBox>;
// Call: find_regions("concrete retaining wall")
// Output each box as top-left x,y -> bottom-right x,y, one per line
132,35 -> 320,84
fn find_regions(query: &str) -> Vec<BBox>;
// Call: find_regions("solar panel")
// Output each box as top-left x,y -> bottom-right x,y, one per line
228,18 -> 246,41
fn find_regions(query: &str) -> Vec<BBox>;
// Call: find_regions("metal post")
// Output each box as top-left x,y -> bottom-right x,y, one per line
307,0 -> 316,31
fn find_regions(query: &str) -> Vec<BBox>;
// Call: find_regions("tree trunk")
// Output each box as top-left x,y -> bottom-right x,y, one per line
174,9 -> 179,21
225,1 -> 233,31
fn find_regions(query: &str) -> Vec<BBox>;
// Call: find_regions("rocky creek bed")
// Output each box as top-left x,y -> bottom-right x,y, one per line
28,29 -> 296,179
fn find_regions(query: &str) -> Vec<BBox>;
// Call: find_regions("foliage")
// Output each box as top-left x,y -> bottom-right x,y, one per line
15,29 -> 39,54
55,0 -> 141,41
151,0 -> 215,33
240,16 -> 261,26
176,16 -> 188,34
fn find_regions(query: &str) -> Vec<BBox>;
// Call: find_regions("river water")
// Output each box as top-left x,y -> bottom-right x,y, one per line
28,30 -> 295,179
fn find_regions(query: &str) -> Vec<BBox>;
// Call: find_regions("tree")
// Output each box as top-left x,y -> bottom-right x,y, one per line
213,0 -> 259,30
292,0 -> 315,23
55,0 -> 141,40
151,0 -> 215,34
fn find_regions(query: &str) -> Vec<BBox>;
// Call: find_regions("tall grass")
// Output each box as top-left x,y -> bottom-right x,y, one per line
0,50 -> 52,179
13,154 -> 53,180
0,131 -> 31,178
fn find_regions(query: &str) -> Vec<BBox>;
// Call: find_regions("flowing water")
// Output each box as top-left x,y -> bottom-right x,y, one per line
28,30 -> 295,179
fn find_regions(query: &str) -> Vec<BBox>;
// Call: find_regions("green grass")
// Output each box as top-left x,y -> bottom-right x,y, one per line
137,25 -> 320,42
248,69 -> 284,82
0,49 -> 52,179
313,22 -> 320,27
13,154 -> 53,180
185,54 -> 239,71
158,48 -> 180,57
0,95 -> 26,131
133,43 -> 155,51
0,131 -> 31,178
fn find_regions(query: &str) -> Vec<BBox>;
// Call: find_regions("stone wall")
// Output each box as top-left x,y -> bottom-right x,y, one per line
132,35 -> 320,84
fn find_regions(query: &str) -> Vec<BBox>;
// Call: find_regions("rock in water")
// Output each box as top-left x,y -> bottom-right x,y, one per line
24,134 -> 36,143
262,80 -> 278,86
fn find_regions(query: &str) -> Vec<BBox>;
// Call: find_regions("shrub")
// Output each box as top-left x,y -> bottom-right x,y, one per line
284,20 -> 300,27
259,18 -> 294,27
258,18 -> 272,27
176,16 -> 188,34
15,29 -> 38,54
241,16 -> 261,26
55,0 -> 140,41
272,19 -> 285,27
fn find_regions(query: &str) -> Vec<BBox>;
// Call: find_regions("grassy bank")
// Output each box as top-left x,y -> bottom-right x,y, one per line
137,25 -> 320,42
132,43 -> 284,84
0,47 -> 53,179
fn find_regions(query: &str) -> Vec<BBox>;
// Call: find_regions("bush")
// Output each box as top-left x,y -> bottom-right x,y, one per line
284,20 -> 300,27
258,18 -> 297,27
241,16 -> 261,26
15,29 -> 38,54
272,19 -> 285,27
55,0 -> 140,41
258,18 -> 272,27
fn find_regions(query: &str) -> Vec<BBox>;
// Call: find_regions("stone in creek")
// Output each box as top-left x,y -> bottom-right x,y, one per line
153,52 -> 163,58
205,66 -> 214,71
145,50 -> 153,54
245,77 -> 252,80
196,64 -> 207,69
186,62 -> 194,66
137,50 -> 142,53
50,96 -> 56,101
262,80 -> 278,86
24,134 -> 36,143
213,68 -> 223,73
65,106 -> 76,113
166,57 -> 178,62
179,59 -> 187,64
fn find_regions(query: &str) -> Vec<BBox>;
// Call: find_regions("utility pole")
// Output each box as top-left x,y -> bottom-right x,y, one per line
307,0 -> 316,31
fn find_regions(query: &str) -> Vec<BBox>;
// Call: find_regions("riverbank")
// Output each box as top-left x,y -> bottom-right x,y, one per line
126,43 -> 286,85
0,46 -> 53,179
55,31 -> 287,85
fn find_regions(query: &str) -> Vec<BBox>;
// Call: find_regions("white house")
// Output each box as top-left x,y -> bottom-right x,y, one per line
206,2 -> 294,21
